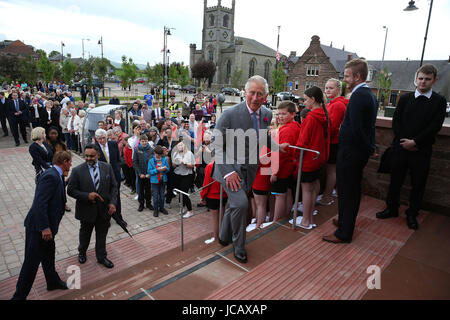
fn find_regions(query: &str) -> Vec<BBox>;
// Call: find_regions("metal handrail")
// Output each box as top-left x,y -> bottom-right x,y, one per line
173,180 -> 224,251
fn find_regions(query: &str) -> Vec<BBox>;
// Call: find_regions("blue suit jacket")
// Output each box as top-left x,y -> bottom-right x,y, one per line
24,166 -> 65,235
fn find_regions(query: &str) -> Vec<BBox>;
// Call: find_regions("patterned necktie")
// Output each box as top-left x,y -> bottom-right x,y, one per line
252,111 -> 259,139
91,164 -> 100,191
102,146 -> 109,163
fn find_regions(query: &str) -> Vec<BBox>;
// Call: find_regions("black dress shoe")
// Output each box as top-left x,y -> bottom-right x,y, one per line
147,203 -> 154,210
47,279 -> 68,291
138,204 -> 144,212
376,208 -> 398,219
15,143 -> 20,147
78,253 -> 87,264
160,208 -> 168,215
406,215 -> 419,230
153,210 -> 159,217
98,257 -> 114,268
234,253 -> 248,263
218,238 -> 229,247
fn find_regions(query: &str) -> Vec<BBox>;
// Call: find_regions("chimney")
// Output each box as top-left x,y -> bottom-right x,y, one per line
330,41 -> 333,48
289,51 -> 296,57
342,45 -> 345,51
347,54 -> 353,61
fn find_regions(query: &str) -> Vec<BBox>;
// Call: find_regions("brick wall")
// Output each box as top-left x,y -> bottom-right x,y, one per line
362,117 -> 450,216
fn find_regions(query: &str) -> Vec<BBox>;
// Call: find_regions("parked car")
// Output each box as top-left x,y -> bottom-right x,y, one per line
446,102 -> 450,117
134,78 -> 146,84
221,87 -> 240,96
168,83 -> 181,90
72,78 -> 104,90
277,91 -> 300,102
181,85 -> 197,93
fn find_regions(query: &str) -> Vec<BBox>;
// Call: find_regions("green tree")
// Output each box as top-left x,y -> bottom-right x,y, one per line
178,63 -> 190,88
376,67 -> 392,107
49,50 -> 60,59
18,55 -> 37,84
82,57 -> 95,89
37,50 -> 55,84
191,60 -> 216,88
94,57 -> 111,96
0,55 -> 21,82
120,55 -> 137,91
230,68 -> 243,89
272,63 -> 286,93
61,54 -> 78,85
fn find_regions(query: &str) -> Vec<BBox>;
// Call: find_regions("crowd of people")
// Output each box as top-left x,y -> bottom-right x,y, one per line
6,59 -> 447,299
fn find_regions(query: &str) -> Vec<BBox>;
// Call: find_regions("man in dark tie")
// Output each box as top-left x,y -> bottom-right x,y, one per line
322,58 -> 378,244
11,151 -> 73,300
0,91 -> 10,136
8,91 -> 28,146
151,101 -> 164,126
95,128 -> 126,227
67,144 -> 118,269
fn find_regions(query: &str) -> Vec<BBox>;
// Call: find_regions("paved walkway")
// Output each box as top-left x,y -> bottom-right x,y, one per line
0,133 -> 203,281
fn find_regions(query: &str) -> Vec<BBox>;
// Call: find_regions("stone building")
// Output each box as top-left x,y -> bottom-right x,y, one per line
189,0 -> 277,90
283,35 -> 359,97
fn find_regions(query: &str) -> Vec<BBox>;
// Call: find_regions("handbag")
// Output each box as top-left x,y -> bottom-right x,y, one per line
378,146 -> 394,174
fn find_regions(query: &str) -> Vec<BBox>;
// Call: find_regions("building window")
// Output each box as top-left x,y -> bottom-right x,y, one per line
226,60 -> 232,81
295,80 -> 299,90
306,65 -> 319,76
249,59 -> 255,78
208,49 -> 214,62
264,61 -> 270,81
209,14 -> 215,27
305,81 -> 318,90
223,15 -> 229,28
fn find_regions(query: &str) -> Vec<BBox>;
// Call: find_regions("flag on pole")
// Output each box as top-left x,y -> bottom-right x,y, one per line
161,46 -> 166,53
61,42 -> 65,47
276,50 -> 280,61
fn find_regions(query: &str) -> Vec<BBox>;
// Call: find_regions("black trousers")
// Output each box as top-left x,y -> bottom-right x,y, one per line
12,228 -> 61,300
138,177 -> 152,206
174,173 -> 194,211
335,146 -> 369,241
1,113 -> 9,135
165,170 -> 175,204
386,147 -> 431,216
78,213 -> 110,261
9,116 -> 27,144
122,165 -> 136,190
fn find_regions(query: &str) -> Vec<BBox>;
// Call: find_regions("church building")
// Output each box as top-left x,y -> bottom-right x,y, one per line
190,0 -> 278,90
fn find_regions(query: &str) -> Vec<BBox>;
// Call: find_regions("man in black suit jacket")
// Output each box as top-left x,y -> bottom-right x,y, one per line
8,92 -> 28,146
95,129 -> 126,226
376,64 -> 446,230
11,151 -> 72,300
67,144 -> 118,268
323,59 -> 378,244
151,102 -> 164,126
39,100 -> 59,132
0,91 -> 10,136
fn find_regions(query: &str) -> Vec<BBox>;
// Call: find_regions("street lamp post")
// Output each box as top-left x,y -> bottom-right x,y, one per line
404,0 -> 434,67
377,26 -> 388,105
98,36 -> 105,97
61,41 -> 65,65
167,50 -> 171,104
162,26 -> 174,108
82,38 -> 90,60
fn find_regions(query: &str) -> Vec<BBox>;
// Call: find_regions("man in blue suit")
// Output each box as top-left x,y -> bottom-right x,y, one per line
11,151 -> 73,300
323,59 -> 378,244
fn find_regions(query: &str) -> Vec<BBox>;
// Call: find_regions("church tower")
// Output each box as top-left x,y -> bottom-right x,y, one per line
201,0 -> 235,84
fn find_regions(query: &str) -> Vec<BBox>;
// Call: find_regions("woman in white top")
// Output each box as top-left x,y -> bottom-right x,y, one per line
172,141 -> 195,218
67,108 -> 80,153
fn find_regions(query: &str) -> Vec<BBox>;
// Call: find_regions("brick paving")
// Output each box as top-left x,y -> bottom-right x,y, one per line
0,133 -> 204,281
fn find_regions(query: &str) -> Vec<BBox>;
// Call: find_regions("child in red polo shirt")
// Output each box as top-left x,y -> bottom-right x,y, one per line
295,86 -> 330,229
201,160 -> 227,244
271,101 -> 301,222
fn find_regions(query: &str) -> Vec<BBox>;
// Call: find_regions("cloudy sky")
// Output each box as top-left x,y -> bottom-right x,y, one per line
0,0 -> 449,67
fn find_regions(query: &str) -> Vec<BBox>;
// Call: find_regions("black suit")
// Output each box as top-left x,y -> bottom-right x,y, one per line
29,141 -> 54,182
151,108 -> 164,125
12,167 -> 66,300
96,141 -> 124,223
335,85 -> 378,241
67,161 -> 118,261
7,98 -> 28,144
0,97 -> 9,135
39,107 -> 59,132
